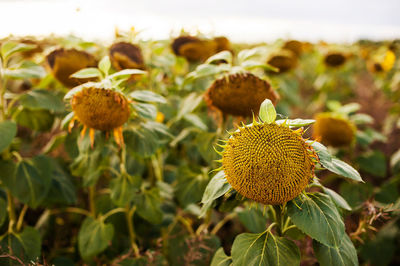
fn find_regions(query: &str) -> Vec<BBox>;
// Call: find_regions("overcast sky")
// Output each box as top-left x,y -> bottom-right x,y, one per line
0,0 -> 399,42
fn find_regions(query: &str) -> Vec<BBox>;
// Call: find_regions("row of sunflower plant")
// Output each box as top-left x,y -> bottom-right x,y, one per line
0,31 -> 399,265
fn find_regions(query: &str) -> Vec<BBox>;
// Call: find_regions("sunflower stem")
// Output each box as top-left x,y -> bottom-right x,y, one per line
88,185 -> 96,217
211,212 -> 237,235
0,57 -> 7,121
125,205 -> 140,257
6,191 -> 16,234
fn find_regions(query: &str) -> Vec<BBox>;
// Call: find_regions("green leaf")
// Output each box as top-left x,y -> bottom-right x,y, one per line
237,47 -> 266,63
110,173 -> 142,207
184,113 -> 208,131
176,92 -> 203,120
0,120 -> 17,152
339,182 -> 373,209
241,60 -> 279,72
322,187 -> 352,211
356,151 -> 387,178
200,171 -> 231,217
0,197 -> 6,227
78,216 -> 114,260
3,156 -> 53,208
287,193 -> 345,247
259,99 -> 276,123
1,41 -> 36,60
4,61 -> 46,79
313,234 -> 358,266
237,208 -> 268,233
175,167 -> 209,207
310,141 -> 363,182
98,55 -> 111,75
275,119 -> 315,127
0,226 -> 41,262
70,67 -> 102,79
231,231 -> 300,266
390,148 -> 400,174
108,69 -> 146,79
13,108 -> 54,132
130,90 -> 166,103
211,247 -> 232,266
19,89 -> 65,112
134,102 -> 157,120
133,188 -> 163,224
205,51 -> 232,65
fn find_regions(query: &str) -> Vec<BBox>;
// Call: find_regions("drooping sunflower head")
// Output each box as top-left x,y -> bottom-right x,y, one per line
267,51 -> 297,73
283,40 -> 303,57
46,48 -> 97,87
171,35 -> 200,55
221,121 -> 317,205
312,112 -> 356,147
68,86 -> 130,146
109,42 -> 145,70
205,72 -> 279,117
213,36 -> 232,52
324,52 -> 347,67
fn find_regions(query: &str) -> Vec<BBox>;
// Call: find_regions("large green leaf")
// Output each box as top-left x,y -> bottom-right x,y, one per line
175,166 -> 210,207
19,89 -> 65,112
310,141 -> 363,182
110,173 -> 142,207
133,188 -> 163,224
1,41 -> 36,60
313,234 -> 358,266
133,102 -> 157,120
231,231 -> 300,266
200,171 -> 231,217
78,216 -> 114,260
0,226 -> 41,263
356,151 -> 387,178
13,108 -> 54,132
130,90 -> 166,103
4,61 -> 46,79
211,248 -> 232,266
0,120 -> 17,152
237,208 -> 268,233
4,155 -> 53,208
322,187 -> 352,211
287,193 -> 345,247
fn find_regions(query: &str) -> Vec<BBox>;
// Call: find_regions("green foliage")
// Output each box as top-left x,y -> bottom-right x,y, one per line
231,231 -> 300,266
0,121 -> 17,152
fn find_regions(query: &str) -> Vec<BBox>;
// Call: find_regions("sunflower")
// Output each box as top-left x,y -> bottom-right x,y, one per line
205,72 -> 279,117
46,48 -> 97,87
283,40 -> 303,57
312,112 -> 356,147
220,121 -> 317,205
267,50 -> 297,73
171,35 -> 231,62
109,42 -> 145,70
324,52 -> 347,67
368,49 -> 396,73
67,86 -> 130,147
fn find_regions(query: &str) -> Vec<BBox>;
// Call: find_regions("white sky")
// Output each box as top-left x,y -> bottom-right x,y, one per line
0,0 -> 399,43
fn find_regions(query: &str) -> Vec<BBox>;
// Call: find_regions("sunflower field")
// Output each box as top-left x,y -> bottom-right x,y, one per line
0,31 -> 399,266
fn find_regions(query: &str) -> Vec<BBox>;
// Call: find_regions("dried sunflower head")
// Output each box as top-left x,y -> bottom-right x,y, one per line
267,51 -> 297,73
205,72 -> 279,117
109,42 -> 145,70
283,40 -> 303,57
324,52 -> 347,67
171,35 -> 200,55
221,121 -> 317,205
312,112 -> 356,147
69,86 -> 130,147
178,40 -> 218,62
213,36 -> 232,53
46,48 -> 97,87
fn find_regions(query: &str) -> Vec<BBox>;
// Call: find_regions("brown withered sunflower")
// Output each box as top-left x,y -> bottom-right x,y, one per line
205,72 -> 279,117
267,51 -> 297,73
312,113 -> 356,147
283,40 -> 303,57
109,42 -> 145,70
68,87 -> 130,147
324,52 -> 347,67
221,121 -> 317,205
46,48 -> 97,87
